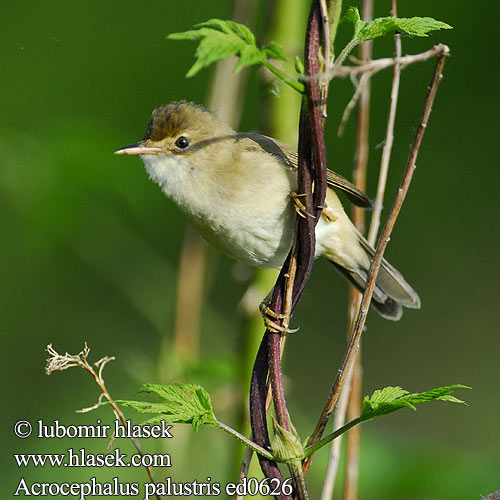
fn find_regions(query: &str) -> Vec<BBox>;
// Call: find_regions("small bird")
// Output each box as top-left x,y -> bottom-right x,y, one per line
115,101 -> 420,320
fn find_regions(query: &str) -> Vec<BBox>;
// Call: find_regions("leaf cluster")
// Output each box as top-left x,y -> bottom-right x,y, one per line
115,383 -> 216,431
303,385 -> 468,457
360,385 -> 468,420
168,19 -> 286,78
342,6 -> 452,44
167,10 -> 451,94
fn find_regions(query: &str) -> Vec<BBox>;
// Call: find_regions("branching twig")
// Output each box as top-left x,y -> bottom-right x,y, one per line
304,44 -> 448,81
303,44 -> 450,471
46,344 -> 162,500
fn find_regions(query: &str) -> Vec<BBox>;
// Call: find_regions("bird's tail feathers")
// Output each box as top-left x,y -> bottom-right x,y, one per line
330,232 -> 420,321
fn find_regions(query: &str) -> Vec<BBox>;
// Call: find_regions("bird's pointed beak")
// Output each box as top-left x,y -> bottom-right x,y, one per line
114,142 -> 166,156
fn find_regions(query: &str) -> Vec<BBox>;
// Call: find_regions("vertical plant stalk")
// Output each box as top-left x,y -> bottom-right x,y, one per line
343,5 -> 402,495
172,227 -> 206,361
210,0 -> 263,487
343,0 -> 374,497
320,1 -> 374,496
341,339 -> 362,500
319,0 -> 331,116
170,2 -> 257,487
320,362 -> 355,500
366,0 -> 402,245
169,0 -> 255,368
249,1 -> 336,498
303,45 -> 449,472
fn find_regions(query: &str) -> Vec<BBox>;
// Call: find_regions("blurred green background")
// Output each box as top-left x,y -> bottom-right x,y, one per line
2,1 -> 499,498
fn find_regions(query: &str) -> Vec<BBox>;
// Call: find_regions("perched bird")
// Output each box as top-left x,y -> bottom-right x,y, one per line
115,101 -> 420,320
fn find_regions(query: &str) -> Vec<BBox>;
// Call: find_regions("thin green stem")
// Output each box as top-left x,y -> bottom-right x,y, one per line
215,418 -> 275,461
263,61 -> 305,94
332,38 -> 359,70
288,460 -> 308,496
304,418 -> 362,458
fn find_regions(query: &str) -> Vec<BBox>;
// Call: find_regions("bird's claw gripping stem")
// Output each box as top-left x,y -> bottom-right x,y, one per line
259,301 -> 300,335
290,192 -> 316,219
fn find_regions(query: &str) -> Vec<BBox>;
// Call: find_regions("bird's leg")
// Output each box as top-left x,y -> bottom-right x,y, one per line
290,192 -> 316,219
322,205 -> 338,222
259,296 -> 300,335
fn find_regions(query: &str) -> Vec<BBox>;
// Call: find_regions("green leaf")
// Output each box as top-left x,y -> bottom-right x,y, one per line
359,16 -> 451,43
234,45 -> 266,73
341,6 -> 365,38
342,7 -> 452,44
115,383 -> 217,432
167,18 -> 286,78
360,385 -> 469,420
304,384 -> 468,458
263,41 -> 287,62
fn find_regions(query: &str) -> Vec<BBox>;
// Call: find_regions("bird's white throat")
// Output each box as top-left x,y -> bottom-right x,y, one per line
141,153 -> 207,216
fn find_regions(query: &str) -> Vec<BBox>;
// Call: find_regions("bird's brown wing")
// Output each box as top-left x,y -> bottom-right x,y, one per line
325,170 -> 373,209
236,132 -> 373,209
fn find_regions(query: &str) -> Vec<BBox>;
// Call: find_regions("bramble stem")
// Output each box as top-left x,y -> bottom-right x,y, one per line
249,1 -> 337,498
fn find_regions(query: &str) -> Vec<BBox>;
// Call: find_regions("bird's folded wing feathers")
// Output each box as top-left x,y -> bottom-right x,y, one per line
326,170 -> 373,209
236,132 -> 373,209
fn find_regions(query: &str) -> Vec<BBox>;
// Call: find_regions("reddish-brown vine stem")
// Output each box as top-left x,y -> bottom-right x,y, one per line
249,1 -> 332,498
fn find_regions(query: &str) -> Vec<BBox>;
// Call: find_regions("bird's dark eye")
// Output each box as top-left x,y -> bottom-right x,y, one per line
175,136 -> 190,149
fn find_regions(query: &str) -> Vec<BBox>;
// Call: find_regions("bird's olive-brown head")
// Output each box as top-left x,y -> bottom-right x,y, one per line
114,101 -> 234,157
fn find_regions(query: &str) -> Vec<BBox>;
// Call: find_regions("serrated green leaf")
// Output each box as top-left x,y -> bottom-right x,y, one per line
341,7 -> 451,44
222,20 -> 256,45
194,19 -> 256,45
342,6 -> 361,26
234,45 -> 266,72
167,30 -> 204,41
341,6 -> 365,38
304,384 -> 468,458
115,383 -> 217,431
360,385 -> 468,420
113,400 -> 179,414
438,395 -> 467,404
391,17 -> 452,37
191,31 -> 248,78
168,18 -> 289,78
263,41 -> 287,62
356,16 -> 452,43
